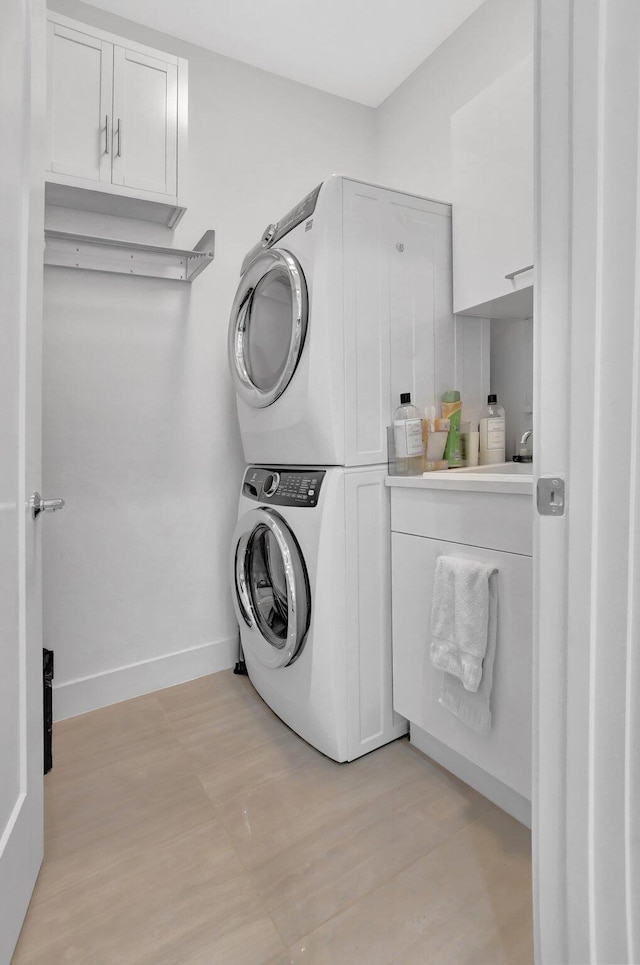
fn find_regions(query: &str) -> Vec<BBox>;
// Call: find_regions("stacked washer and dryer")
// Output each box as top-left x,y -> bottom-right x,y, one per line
229,175 -> 454,762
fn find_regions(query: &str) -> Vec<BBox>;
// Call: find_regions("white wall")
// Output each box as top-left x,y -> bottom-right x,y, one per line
374,0 -> 534,201
45,0 -> 375,718
490,317 -> 534,458
374,0 -> 533,429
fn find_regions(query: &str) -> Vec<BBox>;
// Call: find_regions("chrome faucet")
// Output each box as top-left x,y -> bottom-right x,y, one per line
517,429 -> 533,462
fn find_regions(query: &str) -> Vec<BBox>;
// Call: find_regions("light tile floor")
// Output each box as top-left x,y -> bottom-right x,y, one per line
13,671 -> 533,964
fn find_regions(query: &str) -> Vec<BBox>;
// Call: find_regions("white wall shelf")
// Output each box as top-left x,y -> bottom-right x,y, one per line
44,229 -> 215,281
45,182 -> 187,229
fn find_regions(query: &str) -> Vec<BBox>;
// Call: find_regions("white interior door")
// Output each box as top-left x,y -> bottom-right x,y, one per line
0,0 -> 46,960
535,0 -> 640,961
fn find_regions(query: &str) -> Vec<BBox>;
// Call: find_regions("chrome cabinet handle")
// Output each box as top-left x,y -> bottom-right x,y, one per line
116,118 -> 122,157
30,492 -> 65,520
505,264 -> 534,280
105,114 -> 110,155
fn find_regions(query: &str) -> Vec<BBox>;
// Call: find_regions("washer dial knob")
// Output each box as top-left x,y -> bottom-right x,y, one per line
262,472 -> 280,497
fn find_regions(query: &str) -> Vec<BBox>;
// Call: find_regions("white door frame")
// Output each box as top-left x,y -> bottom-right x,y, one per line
534,1 -> 640,961
0,0 -> 46,960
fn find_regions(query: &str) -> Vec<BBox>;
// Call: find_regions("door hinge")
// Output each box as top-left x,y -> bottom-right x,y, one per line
536,476 -> 565,516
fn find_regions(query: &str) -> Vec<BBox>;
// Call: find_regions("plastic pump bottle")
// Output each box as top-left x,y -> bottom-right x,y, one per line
393,392 -> 423,475
479,394 -> 506,465
441,390 -> 463,468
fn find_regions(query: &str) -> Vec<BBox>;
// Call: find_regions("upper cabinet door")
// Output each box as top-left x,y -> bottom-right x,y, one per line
452,54 -> 534,317
47,21 -> 113,184
111,45 -> 178,198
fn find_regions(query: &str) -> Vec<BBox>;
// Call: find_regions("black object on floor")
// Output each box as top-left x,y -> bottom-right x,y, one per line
43,648 -> 54,774
234,639 -> 248,676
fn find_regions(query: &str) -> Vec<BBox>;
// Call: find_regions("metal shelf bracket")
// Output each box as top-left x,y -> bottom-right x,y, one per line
44,229 -> 215,282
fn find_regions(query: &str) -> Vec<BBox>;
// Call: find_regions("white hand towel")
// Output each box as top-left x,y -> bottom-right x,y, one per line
430,556 -> 497,692
439,571 -> 498,735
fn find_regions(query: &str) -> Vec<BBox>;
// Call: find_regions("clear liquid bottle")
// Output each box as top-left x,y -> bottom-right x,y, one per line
393,393 -> 423,475
479,393 -> 506,465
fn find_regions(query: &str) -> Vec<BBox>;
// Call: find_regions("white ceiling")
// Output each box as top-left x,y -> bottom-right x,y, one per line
80,0 -> 487,107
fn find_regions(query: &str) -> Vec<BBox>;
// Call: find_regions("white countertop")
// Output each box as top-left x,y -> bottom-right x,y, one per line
385,462 -> 534,496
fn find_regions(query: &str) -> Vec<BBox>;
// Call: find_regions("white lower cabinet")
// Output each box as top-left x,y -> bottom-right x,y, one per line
390,485 -> 533,823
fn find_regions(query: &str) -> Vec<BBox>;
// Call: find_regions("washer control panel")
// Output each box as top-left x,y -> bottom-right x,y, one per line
242,466 -> 325,507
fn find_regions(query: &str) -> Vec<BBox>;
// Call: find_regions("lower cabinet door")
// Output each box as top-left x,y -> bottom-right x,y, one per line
391,531 -> 532,799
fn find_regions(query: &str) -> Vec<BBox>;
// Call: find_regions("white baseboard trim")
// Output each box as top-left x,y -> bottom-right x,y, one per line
409,723 -> 532,828
52,636 -> 238,721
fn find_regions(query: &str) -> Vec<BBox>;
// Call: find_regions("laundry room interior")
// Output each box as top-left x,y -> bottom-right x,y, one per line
9,0 -> 545,961
43,0 -> 534,721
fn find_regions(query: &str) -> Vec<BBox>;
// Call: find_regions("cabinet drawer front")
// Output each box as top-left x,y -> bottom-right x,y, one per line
391,531 -> 532,799
391,485 -> 533,556
111,46 -> 178,198
47,23 -> 113,184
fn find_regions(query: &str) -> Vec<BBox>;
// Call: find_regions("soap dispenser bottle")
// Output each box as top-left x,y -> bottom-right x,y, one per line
393,393 -> 423,475
479,394 -> 506,465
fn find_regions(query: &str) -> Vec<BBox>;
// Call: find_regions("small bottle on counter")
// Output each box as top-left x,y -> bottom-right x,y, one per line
423,405 -> 449,471
460,422 -> 480,467
393,393 -> 423,475
479,394 -> 506,465
442,390 -> 463,468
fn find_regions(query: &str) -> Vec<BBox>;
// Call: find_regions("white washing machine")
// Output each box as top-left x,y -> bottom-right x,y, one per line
231,463 -> 407,762
228,175 -> 454,467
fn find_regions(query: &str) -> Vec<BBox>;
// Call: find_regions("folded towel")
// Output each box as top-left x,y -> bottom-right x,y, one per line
439,572 -> 498,735
430,556 -> 497,692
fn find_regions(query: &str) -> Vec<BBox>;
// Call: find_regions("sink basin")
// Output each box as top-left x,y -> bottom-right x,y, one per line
386,459 -> 533,494
451,461 -> 532,476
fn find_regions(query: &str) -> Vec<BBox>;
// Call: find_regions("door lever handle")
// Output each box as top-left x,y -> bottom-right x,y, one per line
30,492 -> 65,520
505,264 -> 534,280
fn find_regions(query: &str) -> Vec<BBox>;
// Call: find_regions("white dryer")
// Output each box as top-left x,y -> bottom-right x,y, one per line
228,175 -> 454,467
231,463 -> 407,762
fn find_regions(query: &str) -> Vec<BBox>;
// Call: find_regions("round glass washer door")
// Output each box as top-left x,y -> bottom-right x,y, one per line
228,248 -> 308,408
233,508 -> 311,669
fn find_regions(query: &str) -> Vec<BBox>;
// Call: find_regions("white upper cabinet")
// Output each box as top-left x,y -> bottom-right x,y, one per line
46,13 -> 187,225
111,46 -> 178,197
452,54 -> 534,318
47,21 -> 113,184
